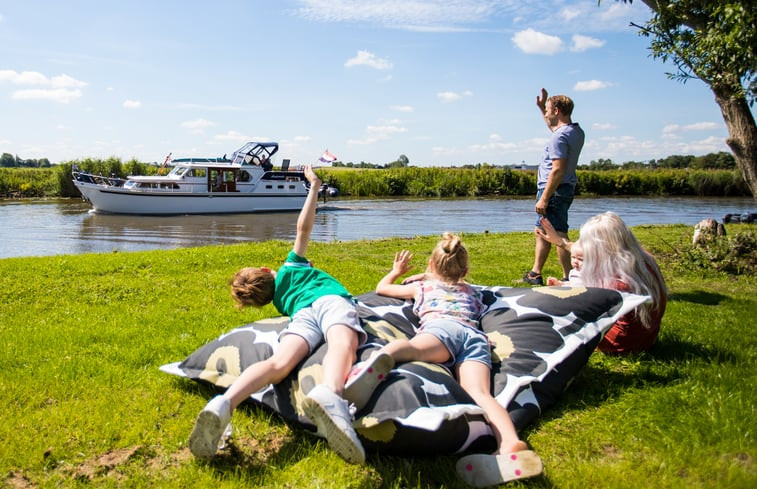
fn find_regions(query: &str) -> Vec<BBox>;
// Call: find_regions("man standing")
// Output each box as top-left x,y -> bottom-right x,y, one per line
523,88 -> 585,286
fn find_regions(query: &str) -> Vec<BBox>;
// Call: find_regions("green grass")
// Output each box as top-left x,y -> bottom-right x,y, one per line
1,225 -> 755,488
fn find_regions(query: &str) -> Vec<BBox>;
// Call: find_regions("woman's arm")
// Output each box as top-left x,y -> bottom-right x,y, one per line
535,217 -> 573,251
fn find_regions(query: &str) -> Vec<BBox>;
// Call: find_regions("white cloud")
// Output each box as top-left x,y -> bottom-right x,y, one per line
468,134 -> 518,153
345,50 -> 393,70
512,28 -> 563,55
570,34 -> 605,52
561,7 -> 582,22
295,0 -> 502,29
574,80 -> 613,91
0,70 -> 87,88
391,105 -> 414,112
592,122 -> 616,131
682,122 -> 719,131
181,118 -> 216,134
600,2 -> 631,22
214,130 -> 253,143
437,90 -> 472,102
663,122 -> 719,135
348,121 -> 407,145
12,88 -> 82,103
122,100 -> 142,109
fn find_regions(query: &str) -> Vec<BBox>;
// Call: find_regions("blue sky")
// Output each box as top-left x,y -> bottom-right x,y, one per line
0,0 -> 737,167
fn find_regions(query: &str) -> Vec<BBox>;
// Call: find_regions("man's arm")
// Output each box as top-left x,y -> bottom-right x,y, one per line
535,157 -> 566,216
292,165 -> 321,257
536,87 -> 558,131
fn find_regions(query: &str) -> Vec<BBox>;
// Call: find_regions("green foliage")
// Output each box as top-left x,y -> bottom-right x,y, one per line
319,167 -> 749,198
0,155 -> 750,198
672,229 -> 757,275
0,227 -> 755,488
638,1 -> 756,104
0,168 -> 58,197
0,152 -> 51,168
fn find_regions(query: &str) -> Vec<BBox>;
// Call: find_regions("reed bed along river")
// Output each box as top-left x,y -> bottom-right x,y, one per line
0,195 -> 754,259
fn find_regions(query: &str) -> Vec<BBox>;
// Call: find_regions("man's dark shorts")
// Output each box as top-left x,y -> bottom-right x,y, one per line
535,183 -> 575,233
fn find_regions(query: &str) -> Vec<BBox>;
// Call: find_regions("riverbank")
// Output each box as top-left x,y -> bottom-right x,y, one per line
1,164 -> 751,198
1,227 -> 755,488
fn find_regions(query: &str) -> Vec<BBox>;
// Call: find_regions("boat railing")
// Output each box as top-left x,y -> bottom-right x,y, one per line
72,170 -> 125,187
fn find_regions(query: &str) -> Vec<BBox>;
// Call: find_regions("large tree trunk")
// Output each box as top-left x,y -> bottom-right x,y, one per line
711,80 -> 757,199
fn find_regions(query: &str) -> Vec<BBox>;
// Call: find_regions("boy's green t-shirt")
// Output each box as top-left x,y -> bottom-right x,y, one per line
273,250 -> 352,317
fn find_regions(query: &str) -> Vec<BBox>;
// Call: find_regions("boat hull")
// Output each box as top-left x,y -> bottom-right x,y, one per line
75,183 -> 307,215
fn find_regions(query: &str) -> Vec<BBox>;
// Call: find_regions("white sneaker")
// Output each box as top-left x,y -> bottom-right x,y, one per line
302,385 -> 365,464
343,352 -> 394,411
189,395 -> 232,459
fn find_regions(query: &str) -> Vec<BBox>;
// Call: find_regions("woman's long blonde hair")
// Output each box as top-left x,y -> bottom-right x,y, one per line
578,212 -> 667,328
431,232 -> 469,283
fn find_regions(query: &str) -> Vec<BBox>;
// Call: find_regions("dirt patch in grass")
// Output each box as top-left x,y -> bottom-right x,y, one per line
5,472 -> 36,489
68,446 -> 142,481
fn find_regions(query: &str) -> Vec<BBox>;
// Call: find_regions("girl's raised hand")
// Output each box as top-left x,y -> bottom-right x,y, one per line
393,250 -> 414,275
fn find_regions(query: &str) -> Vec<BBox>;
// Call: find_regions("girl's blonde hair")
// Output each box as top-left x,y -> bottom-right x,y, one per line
431,232 -> 469,283
230,267 -> 275,308
578,212 -> 667,328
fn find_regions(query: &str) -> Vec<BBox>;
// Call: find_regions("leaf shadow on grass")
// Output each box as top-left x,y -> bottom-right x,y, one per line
649,333 -> 738,364
667,290 -> 729,306
533,331 -> 737,430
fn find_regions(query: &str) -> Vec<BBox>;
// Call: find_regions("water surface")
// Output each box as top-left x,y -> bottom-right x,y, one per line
0,196 -> 753,259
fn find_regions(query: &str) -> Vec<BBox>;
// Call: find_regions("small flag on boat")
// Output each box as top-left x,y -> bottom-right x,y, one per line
319,149 -> 337,163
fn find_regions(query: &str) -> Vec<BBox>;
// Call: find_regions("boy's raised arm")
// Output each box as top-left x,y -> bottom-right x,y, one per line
292,165 -> 322,257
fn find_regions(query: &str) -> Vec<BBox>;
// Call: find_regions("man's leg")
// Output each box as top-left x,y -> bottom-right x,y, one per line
531,231 -> 552,276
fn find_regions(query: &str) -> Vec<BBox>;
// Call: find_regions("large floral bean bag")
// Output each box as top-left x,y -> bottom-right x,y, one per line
160,285 -> 647,455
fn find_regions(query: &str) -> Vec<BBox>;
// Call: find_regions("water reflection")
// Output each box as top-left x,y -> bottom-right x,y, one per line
0,196 -> 754,258
78,211 -> 301,252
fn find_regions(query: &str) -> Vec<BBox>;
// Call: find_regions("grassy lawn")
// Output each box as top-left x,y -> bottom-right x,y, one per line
1,224 -> 754,488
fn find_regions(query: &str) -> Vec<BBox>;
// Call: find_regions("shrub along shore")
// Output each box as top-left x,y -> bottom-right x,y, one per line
1,225 -> 755,488
0,163 -> 751,199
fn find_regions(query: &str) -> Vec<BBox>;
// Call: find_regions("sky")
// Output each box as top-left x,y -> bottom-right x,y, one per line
0,0 -> 742,167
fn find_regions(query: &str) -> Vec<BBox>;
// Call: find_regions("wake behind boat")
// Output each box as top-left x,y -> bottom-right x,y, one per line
72,142 -> 309,215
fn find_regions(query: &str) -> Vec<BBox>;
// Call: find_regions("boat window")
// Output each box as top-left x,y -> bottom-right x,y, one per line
187,169 -> 206,178
173,167 -> 188,176
238,170 -> 251,182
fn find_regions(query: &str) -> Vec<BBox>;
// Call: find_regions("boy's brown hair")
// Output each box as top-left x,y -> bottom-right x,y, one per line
230,267 -> 275,308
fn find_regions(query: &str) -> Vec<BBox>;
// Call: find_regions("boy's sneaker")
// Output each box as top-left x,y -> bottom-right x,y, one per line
302,384 -> 365,464
522,271 -> 543,286
456,451 -> 543,487
189,395 -> 232,459
343,352 -> 394,411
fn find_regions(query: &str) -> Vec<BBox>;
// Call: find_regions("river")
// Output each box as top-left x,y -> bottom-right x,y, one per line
0,196 -> 754,259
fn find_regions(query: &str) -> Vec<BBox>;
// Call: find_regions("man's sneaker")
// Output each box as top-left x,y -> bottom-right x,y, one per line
189,395 -> 232,459
343,352 -> 394,411
302,384 -> 365,464
522,271 -> 543,286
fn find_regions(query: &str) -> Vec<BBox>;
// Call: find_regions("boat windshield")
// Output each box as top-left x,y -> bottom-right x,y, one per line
231,142 -> 279,166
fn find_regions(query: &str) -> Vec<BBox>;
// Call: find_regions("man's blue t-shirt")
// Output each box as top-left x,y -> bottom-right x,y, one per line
537,122 -> 585,189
